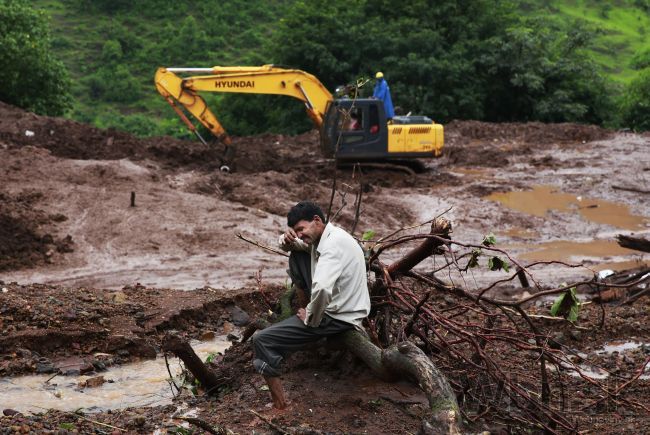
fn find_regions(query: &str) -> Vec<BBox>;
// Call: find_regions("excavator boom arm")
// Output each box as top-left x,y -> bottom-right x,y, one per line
154,65 -> 333,144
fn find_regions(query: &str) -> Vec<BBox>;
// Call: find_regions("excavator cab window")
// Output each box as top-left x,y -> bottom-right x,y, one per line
337,107 -> 363,131
329,107 -> 362,145
323,98 -> 389,160
369,104 -> 380,135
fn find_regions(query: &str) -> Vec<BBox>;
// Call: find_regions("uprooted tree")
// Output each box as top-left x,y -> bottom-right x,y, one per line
163,206 -> 649,434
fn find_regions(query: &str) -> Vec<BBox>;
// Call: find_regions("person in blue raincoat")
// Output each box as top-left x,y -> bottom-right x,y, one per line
372,72 -> 395,120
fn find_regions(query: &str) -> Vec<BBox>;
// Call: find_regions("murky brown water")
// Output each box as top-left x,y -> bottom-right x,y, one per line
509,239 -> 641,263
564,341 -> 650,380
486,185 -> 648,230
498,227 -> 539,239
0,336 -> 231,414
450,167 -> 492,179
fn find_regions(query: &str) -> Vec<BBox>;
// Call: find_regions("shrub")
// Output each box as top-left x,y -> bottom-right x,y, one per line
0,0 -> 71,115
620,68 -> 650,131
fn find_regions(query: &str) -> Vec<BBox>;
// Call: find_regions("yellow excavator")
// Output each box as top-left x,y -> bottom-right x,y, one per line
154,65 -> 443,165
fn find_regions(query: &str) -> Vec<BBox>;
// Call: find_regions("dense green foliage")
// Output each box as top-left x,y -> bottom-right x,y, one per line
11,0 -> 650,134
272,0 -> 615,126
0,0 -> 71,116
620,68 -> 650,130
37,0 -> 290,138
540,0 -> 650,84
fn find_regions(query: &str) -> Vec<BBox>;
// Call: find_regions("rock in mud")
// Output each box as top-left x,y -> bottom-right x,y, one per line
227,304 -> 250,326
549,332 -> 565,349
569,330 -> 582,341
54,356 -> 94,375
222,321 -> 234,333
110,291 -> 127,304
200,330 -> 215,340
79,375 -> 106,388
36,359 -> 55,374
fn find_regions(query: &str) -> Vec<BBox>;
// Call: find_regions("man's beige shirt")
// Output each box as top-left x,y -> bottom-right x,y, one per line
279,223 -> 370,328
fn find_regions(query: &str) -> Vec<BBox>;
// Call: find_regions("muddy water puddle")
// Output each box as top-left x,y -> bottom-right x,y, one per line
597,341 -> 646,354
498,227 -> 539,239
449,167 -> 492,179
0,336 -> 232,414
564,341 -> 650,380
485,185 -> 648,230
509,239 -> 642,264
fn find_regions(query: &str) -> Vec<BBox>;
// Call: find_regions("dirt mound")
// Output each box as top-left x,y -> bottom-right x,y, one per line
229,130 -> 322,173
446,119 -> 612,144
0,101 -> 228,170
0,101 -> 324,173
441,120 -> 612,167
0,192 -> 73,272
445,143 -> 514,167
1,101 -> 613,175
0,283 -> 273,376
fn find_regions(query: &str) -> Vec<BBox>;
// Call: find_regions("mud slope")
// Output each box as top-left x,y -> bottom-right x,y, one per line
1,103 -> 649,434
1,102 -> 648,290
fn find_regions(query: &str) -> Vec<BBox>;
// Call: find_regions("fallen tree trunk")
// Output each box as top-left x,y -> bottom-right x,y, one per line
164,216 -> 460,432
164,327 -> 460,434
339,330 -> 461,434
162,334 -> 223,395
386,218 -> 452,277
617,234 -> 650,253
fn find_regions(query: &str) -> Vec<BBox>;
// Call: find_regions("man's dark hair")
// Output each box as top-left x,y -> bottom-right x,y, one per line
287,201 -> 325,227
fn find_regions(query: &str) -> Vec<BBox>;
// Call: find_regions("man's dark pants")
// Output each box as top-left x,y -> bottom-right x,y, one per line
252,251 -> 353,377
287,250 -> 312,297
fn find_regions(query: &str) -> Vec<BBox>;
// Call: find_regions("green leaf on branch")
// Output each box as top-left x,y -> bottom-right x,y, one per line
362,230 -> 376,241
482,233 -> 497,247
550,286 -> 580,322
468,249 -> 481,268
59,423 -> 76,430
487,256 -> 509,272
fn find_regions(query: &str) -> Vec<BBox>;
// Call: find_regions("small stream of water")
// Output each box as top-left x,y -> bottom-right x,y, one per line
566,341 -> 649,380
0,336 -> 232,414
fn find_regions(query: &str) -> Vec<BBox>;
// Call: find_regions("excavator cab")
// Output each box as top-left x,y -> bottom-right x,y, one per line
321,99 -> 388,160
322,98 -> 444,162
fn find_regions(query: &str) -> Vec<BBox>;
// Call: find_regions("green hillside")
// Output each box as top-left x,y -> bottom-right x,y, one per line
34,0 -> 292,138
529,0 -> 650,84
11,0 -> 650,134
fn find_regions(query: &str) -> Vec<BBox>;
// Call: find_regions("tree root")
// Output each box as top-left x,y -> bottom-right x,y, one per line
339,329 -> 461,434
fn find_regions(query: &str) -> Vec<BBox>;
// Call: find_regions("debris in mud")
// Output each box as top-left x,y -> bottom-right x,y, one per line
446,119 -> 611,144
0,192 -> 73,272
618,233 -> 650,253
0,100 -> 648,433
0,283 -> 273,377
78,375 -> 107,389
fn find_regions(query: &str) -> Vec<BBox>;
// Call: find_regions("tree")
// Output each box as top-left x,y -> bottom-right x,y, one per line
0,0 -> 72,116
620,68 -> 650,131
271,0 -> 518,122
478,18 -> 613,124
270,0 -> 613,128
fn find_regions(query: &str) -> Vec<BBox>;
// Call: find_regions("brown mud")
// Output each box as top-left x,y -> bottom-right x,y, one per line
1,101 -> 649,433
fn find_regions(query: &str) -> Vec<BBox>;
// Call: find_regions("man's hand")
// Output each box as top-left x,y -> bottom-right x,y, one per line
283,228 -> 298,245
297,308 -> 306,322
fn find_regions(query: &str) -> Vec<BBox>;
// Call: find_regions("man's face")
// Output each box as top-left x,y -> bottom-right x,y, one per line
292,217 -> 323,245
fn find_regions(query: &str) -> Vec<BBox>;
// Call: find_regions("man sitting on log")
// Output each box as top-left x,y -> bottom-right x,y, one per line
252,200 -> 371,409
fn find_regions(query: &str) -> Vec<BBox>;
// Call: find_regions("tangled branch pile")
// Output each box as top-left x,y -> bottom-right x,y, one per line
165,213 -> 648,434
363,216 -> 649,432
